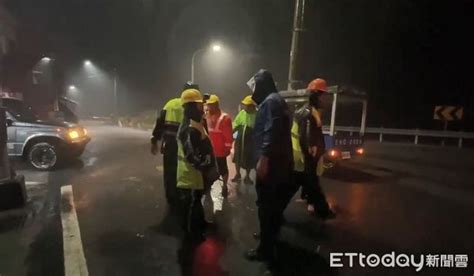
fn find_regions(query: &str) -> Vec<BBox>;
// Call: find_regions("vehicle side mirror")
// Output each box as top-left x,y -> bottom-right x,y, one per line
6,119 -> 13,126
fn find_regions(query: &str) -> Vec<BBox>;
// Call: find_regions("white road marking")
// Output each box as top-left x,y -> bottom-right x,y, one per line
60,185 -> 89,276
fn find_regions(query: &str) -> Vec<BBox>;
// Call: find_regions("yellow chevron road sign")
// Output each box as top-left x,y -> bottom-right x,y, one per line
434,106 -> 463,121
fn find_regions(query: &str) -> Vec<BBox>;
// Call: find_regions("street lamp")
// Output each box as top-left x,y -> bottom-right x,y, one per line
191,43 -> 223,83
69,85 -> 76,90
82,60 -> 119,115
34,56 -> 59,110
212,44 -> 222,52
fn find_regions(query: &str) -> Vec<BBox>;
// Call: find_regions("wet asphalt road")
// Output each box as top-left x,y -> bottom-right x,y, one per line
1,124 -> 474,276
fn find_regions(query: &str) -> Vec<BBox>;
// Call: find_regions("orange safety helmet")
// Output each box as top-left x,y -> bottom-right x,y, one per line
307,78 -> 328,93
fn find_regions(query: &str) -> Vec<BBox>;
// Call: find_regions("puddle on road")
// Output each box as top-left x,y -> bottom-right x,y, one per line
324,166 -> 378,183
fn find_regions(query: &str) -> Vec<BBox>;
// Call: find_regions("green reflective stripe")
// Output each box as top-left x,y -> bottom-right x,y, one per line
165,121 -> 180,126
292,121 -> 305,172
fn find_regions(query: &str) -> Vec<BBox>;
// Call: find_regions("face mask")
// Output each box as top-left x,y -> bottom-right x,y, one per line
309,93 -> 321,109
184,103 -> 203,122
252,93 -> 266,105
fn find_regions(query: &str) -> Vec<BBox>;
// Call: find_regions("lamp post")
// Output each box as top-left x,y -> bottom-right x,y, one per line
287,0 -> 307,90
190,43 -> 222,83
83,60 -> 119,115
113,68 -> 118,116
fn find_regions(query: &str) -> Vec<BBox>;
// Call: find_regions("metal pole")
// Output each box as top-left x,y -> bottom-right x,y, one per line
51,59 -> 59,112
360,100 -> 368,135
191,54 -> 196,83
0,108 -> 11,181
329,93 -> 337,136
113,69 -> 118,115
191,49 -> 204,83
441,121 -> 448,146
287,0 -> 306,90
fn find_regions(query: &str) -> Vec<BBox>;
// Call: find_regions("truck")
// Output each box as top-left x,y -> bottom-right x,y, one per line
280,85 -> 367,167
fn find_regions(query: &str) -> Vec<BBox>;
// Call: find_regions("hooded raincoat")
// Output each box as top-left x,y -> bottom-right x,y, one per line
250,69 -> 293,183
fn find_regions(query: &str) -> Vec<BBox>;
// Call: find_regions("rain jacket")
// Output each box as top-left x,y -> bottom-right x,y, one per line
232,109 -> 256,169
233,109 -> 256,130
206,110 -> 233,158
251,70 -> 293,182
151,98 -> 183,154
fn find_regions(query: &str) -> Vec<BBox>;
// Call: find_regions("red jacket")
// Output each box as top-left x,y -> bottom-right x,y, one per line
206,111 -> 233,157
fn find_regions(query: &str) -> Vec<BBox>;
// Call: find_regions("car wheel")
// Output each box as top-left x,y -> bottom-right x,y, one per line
27,142 -> 59,171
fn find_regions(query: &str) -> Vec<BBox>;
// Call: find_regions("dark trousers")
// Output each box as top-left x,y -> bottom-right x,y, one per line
293,170 -> 330,215
178,189 -> 205,238
255,178 -> 291,258
162,138 -> 178,205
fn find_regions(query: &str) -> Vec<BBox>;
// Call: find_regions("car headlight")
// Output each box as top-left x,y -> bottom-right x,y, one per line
68,130 -> 80,139
67,127 -> 87,140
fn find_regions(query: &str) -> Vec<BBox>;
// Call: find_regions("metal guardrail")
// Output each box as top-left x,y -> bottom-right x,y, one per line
322,126 -> 474,148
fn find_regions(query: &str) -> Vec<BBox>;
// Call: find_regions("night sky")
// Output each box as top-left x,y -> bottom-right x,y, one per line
3,0 -> 474,129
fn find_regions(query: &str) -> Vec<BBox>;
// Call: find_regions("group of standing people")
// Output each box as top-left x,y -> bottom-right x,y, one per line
151,69 -> 334,266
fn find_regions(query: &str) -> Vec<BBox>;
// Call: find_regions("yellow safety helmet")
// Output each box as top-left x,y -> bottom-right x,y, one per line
241,95 -> 256,105
181,89 -> 203,104
206,94 -> 219,104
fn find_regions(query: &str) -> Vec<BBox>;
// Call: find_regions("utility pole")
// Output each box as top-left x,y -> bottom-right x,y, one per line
287,0 -> 307,90
113,68 -> 118,116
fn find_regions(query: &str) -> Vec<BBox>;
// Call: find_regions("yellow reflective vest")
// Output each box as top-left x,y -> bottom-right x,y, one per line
291,121 -> 305,172
163,98 -> 184,135
176,121 -> 207,190
291,108 -> 325,176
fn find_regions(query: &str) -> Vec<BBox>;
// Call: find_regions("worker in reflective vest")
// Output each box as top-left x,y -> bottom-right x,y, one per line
151,82 -> 198,206
205,94 -> 233,198
177,88 -> 218,241
290,78 -> 335,220
231,95 -> 257,185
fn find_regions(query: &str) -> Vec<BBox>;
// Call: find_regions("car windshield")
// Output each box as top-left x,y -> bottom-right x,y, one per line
6,101 -> 38,122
